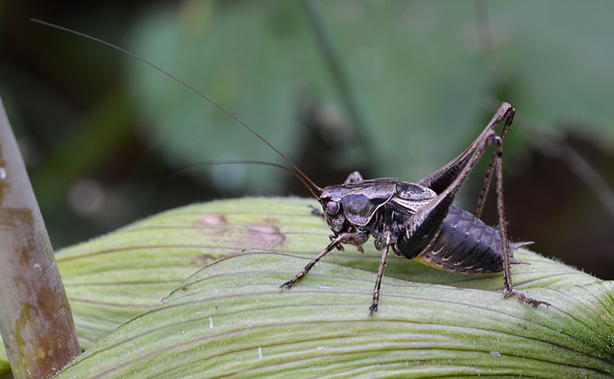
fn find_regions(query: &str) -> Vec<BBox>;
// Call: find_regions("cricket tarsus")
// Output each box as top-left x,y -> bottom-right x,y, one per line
35,18 -> 547,313
506,289 -> 550,308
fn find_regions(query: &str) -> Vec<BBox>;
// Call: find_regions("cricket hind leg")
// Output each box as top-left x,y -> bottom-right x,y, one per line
422,104 -> 545,306
418,103 -> 515,195
399,128 -> 502,260
400,122 -> 548,308
492,136 -> 550,308
473,106 -> 514,219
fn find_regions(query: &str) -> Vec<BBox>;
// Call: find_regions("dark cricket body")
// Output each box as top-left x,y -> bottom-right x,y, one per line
34,20 -> 550,315
282,103 -> 549,314
416,206 -> 527,274
316,178 -> 522,276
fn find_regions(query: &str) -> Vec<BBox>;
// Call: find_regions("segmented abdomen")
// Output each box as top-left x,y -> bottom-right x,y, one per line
414,206 -> 505,274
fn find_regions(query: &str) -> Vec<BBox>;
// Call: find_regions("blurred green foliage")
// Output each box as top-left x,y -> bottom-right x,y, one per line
1,0 -> 613,278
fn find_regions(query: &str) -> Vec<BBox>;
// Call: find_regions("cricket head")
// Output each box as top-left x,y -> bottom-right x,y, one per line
318,185 -> 348,235
319,179 -> 398,235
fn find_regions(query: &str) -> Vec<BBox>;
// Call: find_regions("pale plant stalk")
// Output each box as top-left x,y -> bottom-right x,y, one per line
0,97 -> 80,378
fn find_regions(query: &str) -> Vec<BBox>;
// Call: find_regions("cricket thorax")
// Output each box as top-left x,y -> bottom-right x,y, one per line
319,179 -> 436,233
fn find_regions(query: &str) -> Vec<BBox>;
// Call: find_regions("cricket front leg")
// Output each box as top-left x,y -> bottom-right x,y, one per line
280,231 -> 370,289
370,245 -> 390,316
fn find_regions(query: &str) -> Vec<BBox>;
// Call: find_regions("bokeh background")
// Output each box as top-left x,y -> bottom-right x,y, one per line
1,1 -> 613,279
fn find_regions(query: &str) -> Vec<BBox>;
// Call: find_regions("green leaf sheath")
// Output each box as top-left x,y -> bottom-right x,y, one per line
1,198 -> 612,377
55,253 -> 614,378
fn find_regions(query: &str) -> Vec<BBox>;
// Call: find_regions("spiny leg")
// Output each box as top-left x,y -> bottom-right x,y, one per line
400,126 -> 548,308
493,136 -> 550,308
402,130 -> 501,239
280,240 -> 337,289
474,107 -> 515,219
370,245 -> 390,316
418,103 -> 514,194
280,231 -> 369,289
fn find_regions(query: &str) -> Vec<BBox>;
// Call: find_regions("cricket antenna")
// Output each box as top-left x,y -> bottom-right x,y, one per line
31,18 -> 323,199
169,160 -> 321,199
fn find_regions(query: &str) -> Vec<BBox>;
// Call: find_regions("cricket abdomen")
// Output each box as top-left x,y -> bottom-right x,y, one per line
413,206 -> 507,275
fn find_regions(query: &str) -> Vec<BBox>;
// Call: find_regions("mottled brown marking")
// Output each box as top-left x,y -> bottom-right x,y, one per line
190,253 -> 222,266
242,220 -> 286,250
0,207 -> 31,229
201,214 -> 227,226
1,206 -> 80,377
192,216 -> 287,269
198,217 -> 286,254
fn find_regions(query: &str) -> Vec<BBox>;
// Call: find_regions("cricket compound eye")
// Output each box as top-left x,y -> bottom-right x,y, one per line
326,201 -> 340,215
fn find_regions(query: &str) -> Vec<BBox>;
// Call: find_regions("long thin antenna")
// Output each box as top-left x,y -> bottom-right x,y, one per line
31,18 -> 323,198
169,160 -> 320,199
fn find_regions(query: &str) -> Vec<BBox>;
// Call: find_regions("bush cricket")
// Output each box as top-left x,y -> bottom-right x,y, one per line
33,19 -> 549,315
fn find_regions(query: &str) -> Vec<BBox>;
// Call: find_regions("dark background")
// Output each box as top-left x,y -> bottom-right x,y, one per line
1,0 -> 613,279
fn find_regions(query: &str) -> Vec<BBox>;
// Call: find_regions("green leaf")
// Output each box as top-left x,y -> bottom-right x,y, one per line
55,252 -> 614,378
1,197 -> 610,377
